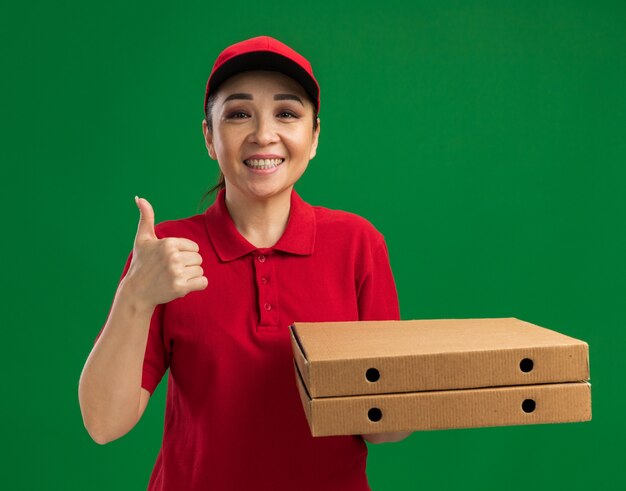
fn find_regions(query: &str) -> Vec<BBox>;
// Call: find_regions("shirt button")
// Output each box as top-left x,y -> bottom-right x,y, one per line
258,255 -> 266,263
261,277 -> 268,285
264,302 -> 272,311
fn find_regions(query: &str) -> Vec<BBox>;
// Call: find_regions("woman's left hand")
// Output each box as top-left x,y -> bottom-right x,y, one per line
361,430 -> 413,444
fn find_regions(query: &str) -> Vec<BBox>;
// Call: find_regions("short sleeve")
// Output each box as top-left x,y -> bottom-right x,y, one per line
357,234 -> 401,321
93,249 -> 169,396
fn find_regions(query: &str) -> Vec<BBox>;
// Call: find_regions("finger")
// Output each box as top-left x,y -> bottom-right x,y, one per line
169,237 -> 200,252
178,251 -> 203,266
134,196 -> 157,242
186,275 -> 208,291
182,265 -> 204,280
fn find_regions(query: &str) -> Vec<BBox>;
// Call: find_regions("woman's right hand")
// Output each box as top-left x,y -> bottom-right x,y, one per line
124,196 -> 208,308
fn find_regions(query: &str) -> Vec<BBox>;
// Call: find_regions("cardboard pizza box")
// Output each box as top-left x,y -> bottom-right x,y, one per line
289,317 -> 591,437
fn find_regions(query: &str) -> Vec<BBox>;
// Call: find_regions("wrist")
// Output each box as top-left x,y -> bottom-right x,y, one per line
118,277 -> 155,316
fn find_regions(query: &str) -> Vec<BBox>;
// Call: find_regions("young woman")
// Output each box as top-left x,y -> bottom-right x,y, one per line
79,35 -> 411,491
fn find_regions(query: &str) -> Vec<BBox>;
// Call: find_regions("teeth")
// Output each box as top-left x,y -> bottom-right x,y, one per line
244,158 -> 284,169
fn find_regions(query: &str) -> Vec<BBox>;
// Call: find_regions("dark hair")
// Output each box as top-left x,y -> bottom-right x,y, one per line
196,88 -> 319,212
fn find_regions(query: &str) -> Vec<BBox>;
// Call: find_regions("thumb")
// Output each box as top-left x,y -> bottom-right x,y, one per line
134,196 -> 157,242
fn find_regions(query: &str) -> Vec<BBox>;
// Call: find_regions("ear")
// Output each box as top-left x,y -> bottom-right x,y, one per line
202,119 -> 216,160
309,117 -> 321,160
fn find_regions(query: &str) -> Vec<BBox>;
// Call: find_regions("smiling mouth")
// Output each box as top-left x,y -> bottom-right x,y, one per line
243,158 -> 285,169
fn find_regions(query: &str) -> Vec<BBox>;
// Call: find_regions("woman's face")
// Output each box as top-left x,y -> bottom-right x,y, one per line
202,69 -> 320,201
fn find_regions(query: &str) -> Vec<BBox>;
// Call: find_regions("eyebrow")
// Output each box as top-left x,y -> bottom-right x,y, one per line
222,93 -> 304,106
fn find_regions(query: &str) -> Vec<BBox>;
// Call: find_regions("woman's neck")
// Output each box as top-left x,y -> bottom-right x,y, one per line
224,186 -> 292,249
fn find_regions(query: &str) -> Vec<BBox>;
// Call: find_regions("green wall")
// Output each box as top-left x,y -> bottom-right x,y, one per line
3,0 -> 624,489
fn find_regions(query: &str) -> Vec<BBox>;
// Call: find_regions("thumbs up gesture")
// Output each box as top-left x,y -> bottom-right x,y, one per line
127,196 -> 208,307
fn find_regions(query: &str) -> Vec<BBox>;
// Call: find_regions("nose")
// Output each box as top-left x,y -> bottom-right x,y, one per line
247,112 -> 279,146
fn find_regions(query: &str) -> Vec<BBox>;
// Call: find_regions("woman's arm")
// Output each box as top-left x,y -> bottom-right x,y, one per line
79,278 -> 155,444
361,430 -> 413,444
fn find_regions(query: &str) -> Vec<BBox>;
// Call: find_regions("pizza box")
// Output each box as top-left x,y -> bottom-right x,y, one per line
289,317 -> 591,436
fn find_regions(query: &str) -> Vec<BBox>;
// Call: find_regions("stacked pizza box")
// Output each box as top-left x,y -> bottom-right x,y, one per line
289,317 -> 591,437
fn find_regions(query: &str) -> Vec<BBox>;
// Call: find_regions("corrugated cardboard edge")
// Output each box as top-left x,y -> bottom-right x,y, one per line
306,381 -> 592,437
305,343 -> 590,398
293,358 -> 314,435
289,324 -> 311,392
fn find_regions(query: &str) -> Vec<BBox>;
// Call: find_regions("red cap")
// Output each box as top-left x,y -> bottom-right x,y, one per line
204,35 -> 320,117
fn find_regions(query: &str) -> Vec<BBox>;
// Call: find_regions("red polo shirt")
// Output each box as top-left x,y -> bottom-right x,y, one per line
94,187 -> 401,490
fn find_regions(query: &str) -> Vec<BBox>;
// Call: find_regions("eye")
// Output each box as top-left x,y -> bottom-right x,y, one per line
226,111 -> 249,119
224,110 -> 299,120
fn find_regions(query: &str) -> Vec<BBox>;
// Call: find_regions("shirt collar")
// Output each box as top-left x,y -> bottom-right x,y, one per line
204,187 -> 316,262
